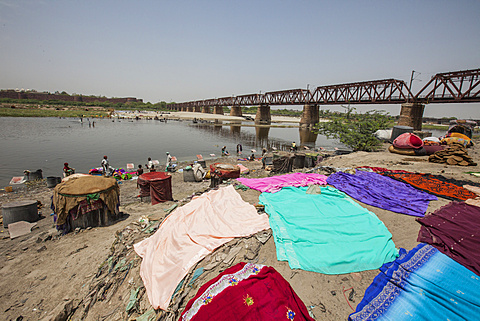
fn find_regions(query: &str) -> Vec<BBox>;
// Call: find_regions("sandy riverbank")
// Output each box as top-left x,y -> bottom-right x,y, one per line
115,110 -> 302,124
0,143 -> 479,320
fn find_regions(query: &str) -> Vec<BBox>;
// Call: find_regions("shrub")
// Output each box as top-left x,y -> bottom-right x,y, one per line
313,106 -> 393,151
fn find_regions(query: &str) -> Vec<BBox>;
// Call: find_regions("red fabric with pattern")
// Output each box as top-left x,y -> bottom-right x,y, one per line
181,262 -> 314,321
382,172 -> 477,201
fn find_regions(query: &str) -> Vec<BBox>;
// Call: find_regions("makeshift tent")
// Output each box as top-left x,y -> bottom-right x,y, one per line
209,163 -> 240,179
52,175 -> 120,231
181,263 -> 314,321
259,186 -> 399,274
349,244 -> 480,321
137,172 -> 173,205
134,185 -> 270,310
447,119 -> 476,139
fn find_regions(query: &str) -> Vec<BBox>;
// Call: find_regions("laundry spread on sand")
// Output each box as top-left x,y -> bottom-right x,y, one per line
259,186 -> 399,274
417,201 -> 480,276
380,172 -> 478,201
134,185 -> 270,310
327,171 -> 437,217
236,172 -> 328,193
181,262 -> 314,321
349,243 -> 480,321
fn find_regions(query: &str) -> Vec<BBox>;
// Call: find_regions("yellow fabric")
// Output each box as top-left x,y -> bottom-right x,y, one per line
53,176 -> 120,225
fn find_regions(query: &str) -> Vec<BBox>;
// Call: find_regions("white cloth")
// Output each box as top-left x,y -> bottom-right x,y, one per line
134,185 -> 270,310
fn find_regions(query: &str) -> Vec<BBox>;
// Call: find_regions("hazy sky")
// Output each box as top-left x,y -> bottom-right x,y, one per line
1,0 -> 479,118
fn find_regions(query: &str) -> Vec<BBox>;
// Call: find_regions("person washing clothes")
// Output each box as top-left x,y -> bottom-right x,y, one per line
222,146 -> 230,156
63,162 -> 75,177
166,152 -> 173,171
101,155 -> 114,176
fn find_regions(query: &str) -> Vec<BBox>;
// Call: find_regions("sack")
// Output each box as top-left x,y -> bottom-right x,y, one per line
393,133 -> 424,149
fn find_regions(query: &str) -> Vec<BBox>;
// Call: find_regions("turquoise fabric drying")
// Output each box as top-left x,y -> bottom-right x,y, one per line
259,186 -> 399,274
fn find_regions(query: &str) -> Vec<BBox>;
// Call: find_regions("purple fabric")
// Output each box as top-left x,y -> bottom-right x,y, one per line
236,173 -> 328,193
417,201 -> 480,275
327,171 -> 437,217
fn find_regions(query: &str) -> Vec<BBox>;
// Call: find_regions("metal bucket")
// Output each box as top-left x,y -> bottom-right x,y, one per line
293,154 -> 305,169
390,125 -> 414,142
2,199 -> 38,228
46,176 -> 59,188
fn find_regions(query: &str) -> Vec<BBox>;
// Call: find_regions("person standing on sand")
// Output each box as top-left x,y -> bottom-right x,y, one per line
137,164 -> 144,176
146,157 -> 153,171
236,143 -> 243,154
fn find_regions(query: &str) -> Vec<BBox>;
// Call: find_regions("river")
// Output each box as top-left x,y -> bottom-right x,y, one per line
0,117 -> 346,187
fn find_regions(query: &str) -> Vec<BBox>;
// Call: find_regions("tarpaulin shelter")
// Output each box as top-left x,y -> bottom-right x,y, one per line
52,175 -> 120,232
209,163 -> 240,179
137,172 -> 173,205
447,119 -> 476,139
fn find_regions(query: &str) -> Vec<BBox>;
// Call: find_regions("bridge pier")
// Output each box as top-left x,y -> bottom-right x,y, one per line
230,106 -> 242,117
202,106 -> 211,113
255,105 -> 271,125
213,106 -> 224,115
398,102 -> 425,131
299,104 -> 319,127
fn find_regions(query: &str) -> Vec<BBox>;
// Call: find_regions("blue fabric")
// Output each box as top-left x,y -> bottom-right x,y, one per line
349,243 -> 480,321
259,186 -> 398,274
327,171 -> 437,217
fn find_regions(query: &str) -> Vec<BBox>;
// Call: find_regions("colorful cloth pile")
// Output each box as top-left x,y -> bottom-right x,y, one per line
417,201 -> 480,275
327,171 -> 437,217
349,243 -> 480,321
181,262 -> 314,321
134,185 -> 270,310
259,186 -> 398,274
237,173 -> 328,193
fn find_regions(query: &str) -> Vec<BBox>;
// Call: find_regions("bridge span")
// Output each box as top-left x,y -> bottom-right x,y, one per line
168,68 -> 480,130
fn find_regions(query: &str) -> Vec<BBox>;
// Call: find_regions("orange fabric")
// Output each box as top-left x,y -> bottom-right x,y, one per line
134,185 -> 270,310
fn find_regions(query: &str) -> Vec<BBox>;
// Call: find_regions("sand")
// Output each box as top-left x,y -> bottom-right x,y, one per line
0,141 -> 479,320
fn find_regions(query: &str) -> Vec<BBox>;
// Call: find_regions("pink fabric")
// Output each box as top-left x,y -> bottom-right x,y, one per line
393,133 -> 424,149
134,185 -> 270,310
236,172 -> 328,193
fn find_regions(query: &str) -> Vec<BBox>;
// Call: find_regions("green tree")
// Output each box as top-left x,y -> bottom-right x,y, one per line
313,106 -> 393,151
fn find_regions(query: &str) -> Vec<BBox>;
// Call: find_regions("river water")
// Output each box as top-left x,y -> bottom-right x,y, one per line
0,117 -> 345,187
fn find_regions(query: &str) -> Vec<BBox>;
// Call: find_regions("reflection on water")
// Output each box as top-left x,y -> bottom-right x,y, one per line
0,117 -> 342,187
